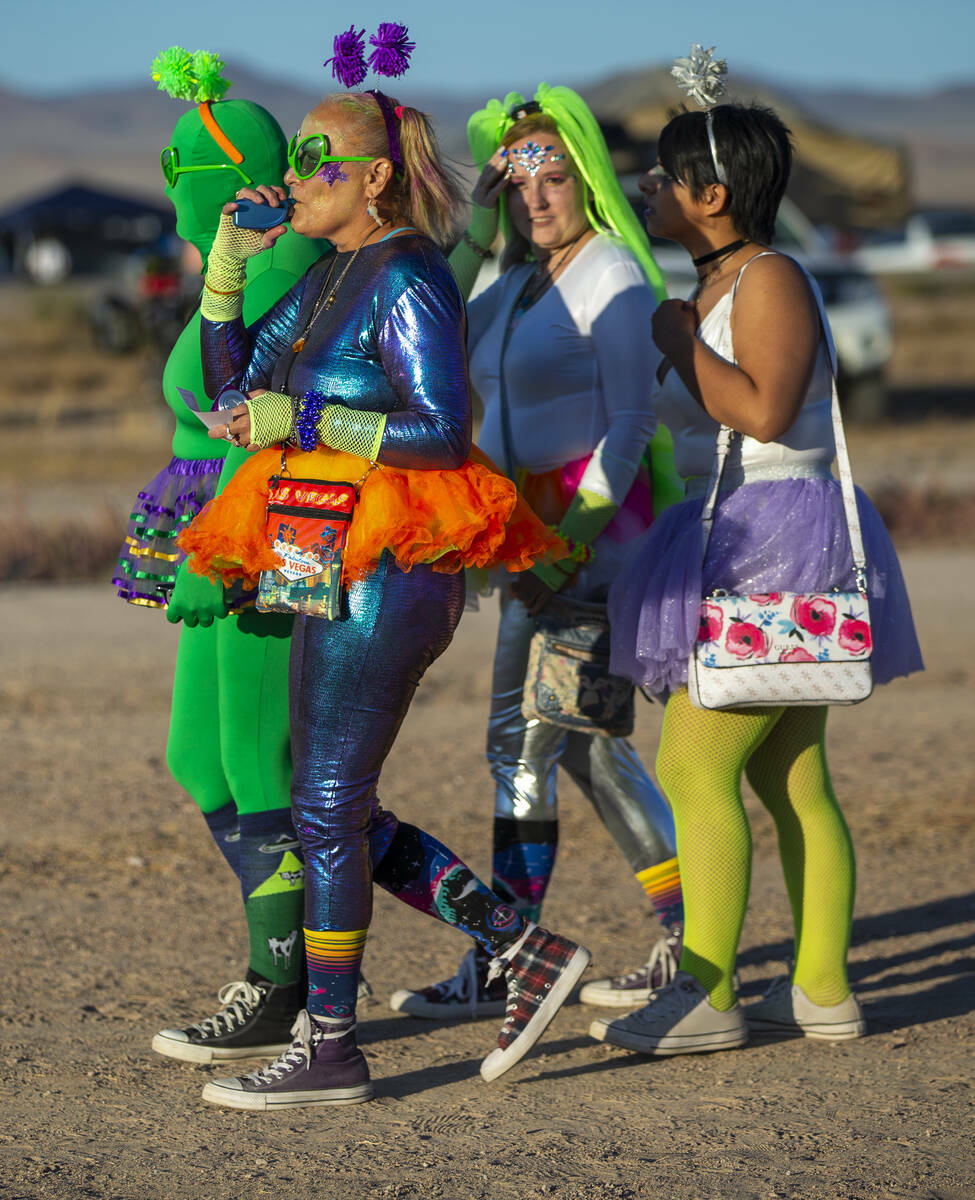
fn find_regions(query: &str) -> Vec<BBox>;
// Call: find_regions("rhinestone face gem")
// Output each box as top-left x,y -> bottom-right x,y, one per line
508,142 -> 564,177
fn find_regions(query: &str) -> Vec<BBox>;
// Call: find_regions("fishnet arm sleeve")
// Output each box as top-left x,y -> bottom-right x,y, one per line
199,214 -> 267,321
243,391 -> 294,447
315,407 -> 386,459
242,393 -> 386,456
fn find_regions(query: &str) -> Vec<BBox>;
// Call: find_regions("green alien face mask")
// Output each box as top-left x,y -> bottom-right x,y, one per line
163,99 -> 290,264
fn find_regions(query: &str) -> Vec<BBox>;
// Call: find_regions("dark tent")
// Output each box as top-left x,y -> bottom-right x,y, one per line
0,182 -> 175,278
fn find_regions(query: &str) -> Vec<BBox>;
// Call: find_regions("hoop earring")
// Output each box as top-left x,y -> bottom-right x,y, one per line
366,201 -> 383,227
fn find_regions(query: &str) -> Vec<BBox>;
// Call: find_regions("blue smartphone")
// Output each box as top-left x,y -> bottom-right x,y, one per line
232,198 -> 293,230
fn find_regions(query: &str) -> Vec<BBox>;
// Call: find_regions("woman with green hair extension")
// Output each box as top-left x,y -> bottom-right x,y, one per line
463,84 -> 666,295
391,84 -> 689,1020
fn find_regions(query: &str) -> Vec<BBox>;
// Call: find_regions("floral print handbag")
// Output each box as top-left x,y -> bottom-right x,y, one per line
688,374 -> 873,710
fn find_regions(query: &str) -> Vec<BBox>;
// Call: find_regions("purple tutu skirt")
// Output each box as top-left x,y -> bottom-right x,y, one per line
113,456 -> 254,611
608,477 -> 923,697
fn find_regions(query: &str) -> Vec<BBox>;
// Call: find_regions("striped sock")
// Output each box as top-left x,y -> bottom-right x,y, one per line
492,817 -> 559,923
304,927 -> 369,1019
636,855 -> 684,930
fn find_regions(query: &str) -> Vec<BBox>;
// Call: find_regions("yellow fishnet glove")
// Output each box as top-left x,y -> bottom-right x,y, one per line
200,212 -> 268,321
243,392 -> 387,458
317,406 -> 386,460
557,486 -> 619,546
244,391 -> 293,448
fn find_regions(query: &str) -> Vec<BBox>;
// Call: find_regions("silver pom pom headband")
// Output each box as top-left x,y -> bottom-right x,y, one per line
671,43 -> 729,186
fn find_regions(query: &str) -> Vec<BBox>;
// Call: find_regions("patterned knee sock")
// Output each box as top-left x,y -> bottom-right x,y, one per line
237,809 -> 305,986
491,817 -> 558,923
304,928 -> 369,1019
201,801 -> 241,878
635,855 -> 684,931
373,822 -> 524,956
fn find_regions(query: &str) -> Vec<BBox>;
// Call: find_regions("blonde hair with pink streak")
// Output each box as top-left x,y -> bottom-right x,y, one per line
333,91 -> 464,247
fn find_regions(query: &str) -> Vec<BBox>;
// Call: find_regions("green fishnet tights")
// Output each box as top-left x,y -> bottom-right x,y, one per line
656,689 -> 855,1011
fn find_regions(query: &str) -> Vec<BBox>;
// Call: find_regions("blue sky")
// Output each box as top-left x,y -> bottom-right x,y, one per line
3,0 -> 970,95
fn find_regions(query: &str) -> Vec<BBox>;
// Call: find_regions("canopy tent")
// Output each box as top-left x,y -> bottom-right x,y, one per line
0,182 -> 175,277
583,68 -> 911,229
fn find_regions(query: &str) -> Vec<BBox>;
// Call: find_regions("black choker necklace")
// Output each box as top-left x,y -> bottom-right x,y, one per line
693,239 -> 747,268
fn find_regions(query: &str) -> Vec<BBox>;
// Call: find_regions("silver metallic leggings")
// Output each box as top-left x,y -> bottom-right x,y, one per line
488,593 -> 676,883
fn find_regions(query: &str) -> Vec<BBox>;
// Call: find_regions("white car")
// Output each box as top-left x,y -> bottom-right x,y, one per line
854,210 -> 975,274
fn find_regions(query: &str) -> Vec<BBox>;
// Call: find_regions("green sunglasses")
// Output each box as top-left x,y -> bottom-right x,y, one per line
287,133 -> 373,180
160,146 -> 255,189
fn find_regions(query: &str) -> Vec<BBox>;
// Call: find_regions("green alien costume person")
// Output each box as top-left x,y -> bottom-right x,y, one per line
113,48 -> 331,1063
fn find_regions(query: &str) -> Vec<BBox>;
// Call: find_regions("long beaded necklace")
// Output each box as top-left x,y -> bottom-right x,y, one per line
291,222 -> 388,353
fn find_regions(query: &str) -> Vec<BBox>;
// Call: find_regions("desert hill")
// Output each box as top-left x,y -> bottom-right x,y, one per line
1,63 -> 971,212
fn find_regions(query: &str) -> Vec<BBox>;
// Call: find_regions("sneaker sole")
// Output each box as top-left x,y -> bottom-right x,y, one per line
201,1081 -> 374,1110
388,989 -> 507,1020
578,980 -> 652,1008
589,1017 -> 748,1055
746,1016 -> 866,1041
151,1034 -> 292,1064
480,946 -> 591,1082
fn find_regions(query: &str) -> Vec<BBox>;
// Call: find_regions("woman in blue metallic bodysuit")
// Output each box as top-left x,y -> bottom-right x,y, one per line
188,88 -> 591,1109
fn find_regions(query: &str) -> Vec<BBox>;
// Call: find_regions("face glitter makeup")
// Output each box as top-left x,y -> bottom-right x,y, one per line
317,162 -> 350,186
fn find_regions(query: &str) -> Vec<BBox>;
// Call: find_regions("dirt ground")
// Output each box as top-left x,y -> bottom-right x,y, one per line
1,542 -> 973,1200
1,272 -> 973,1198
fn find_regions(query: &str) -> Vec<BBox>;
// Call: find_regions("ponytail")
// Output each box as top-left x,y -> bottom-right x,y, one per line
394,104 -> 465,247
334,91 -> 463,246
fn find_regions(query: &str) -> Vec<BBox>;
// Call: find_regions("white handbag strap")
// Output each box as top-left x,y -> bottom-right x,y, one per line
699,258 -> 868,596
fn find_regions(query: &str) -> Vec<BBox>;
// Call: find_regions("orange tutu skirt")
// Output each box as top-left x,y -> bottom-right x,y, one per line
178,445 -> 567,587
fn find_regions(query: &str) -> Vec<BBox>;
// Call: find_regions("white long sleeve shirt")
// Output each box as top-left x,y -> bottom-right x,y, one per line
467,234 -> 661,508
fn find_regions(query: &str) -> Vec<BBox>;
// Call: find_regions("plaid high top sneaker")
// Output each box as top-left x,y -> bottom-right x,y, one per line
480,923 -> 591,1082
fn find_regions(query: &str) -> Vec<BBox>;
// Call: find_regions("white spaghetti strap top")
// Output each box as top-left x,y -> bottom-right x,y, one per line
655,252 -> 837,491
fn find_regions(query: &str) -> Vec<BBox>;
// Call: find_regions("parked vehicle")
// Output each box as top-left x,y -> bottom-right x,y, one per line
853,210 -> 975,274
469,192 -> 893,420
90,245 -> 195,359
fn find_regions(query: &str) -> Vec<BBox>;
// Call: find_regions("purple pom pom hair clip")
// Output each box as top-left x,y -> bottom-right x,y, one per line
323,21 -> 415,90
367,22 -> 415,78
320,19 -> 414,172
324,25 -> 368,90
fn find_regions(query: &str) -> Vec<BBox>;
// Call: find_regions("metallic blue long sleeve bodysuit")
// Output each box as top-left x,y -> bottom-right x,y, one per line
202,235 -> 523,1018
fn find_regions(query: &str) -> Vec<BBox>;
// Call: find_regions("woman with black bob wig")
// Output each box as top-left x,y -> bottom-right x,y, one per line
594,97 -> 922,1057
657,104 -> 791,247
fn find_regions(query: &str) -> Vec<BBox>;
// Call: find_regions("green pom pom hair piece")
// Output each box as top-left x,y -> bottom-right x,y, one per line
152,46 -> 231,103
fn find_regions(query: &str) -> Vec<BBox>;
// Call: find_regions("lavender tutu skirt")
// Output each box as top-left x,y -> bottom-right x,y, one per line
113,456 -> 254,610
608,477 -> 923,697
